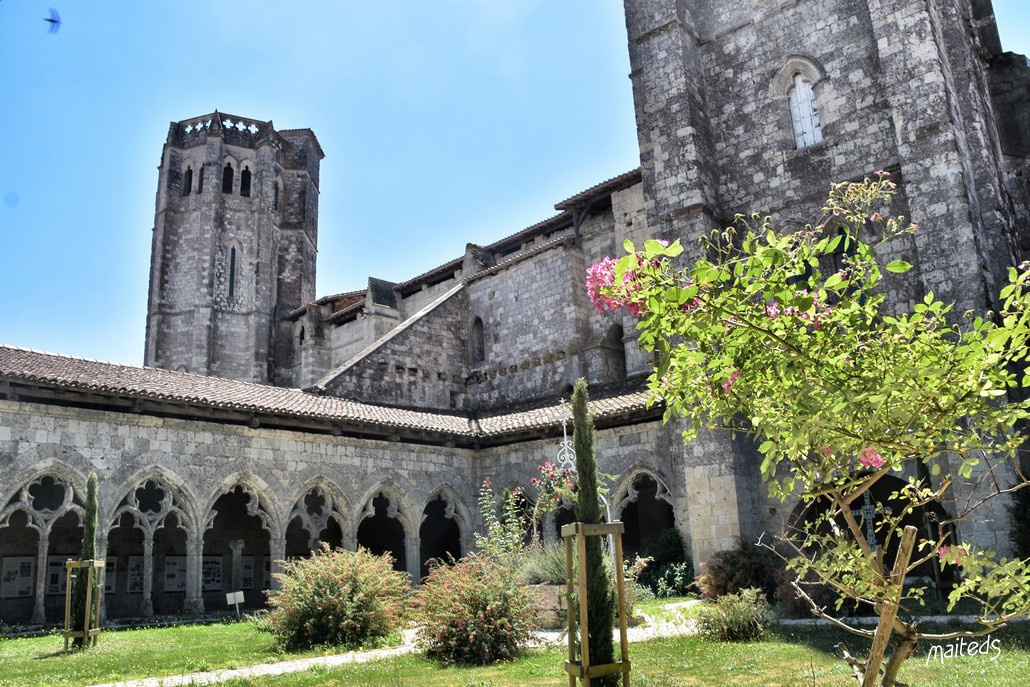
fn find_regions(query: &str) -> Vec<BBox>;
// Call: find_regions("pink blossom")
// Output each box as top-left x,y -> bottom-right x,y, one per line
818,445 -> 833,458
585,257 -> 647,316
765,301 -> 781,318
859,447 -> 885,469
722,369 -> 741,394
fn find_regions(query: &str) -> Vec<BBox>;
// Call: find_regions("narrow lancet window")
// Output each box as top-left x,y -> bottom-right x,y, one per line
789,73 -> 823,149
273,181 -> 279,210
222,163 -> 234,194
470,317 -> 485,364
197,166 -> 205,193
240,167 -> 252,197
182,167 -> 193,196
229,247 -> 237,299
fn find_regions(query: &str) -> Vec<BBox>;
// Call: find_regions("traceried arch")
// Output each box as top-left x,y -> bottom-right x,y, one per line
202,483 -> 277,604
613,468 -> 675,556
108,478 -> 196,617
419,486 -> 470,579
286,484 -> 348,555
0,474 -> 86,624
356,491 -> 407,572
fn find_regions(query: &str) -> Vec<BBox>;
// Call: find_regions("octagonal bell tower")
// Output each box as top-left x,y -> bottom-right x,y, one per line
144,111 -> 323,383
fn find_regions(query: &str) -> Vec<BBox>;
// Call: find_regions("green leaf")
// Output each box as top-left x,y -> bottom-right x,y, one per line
886,260 -> 912,274
623,239 -> 636,254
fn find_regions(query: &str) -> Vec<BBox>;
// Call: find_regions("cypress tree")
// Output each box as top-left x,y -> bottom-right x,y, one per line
69,472 -> 99,649
571,378 -> 617,684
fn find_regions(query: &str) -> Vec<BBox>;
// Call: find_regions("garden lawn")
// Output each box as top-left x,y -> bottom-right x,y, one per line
0,621 -> 395,687
213,623 -> 1030,687
3,618 -> 1029,687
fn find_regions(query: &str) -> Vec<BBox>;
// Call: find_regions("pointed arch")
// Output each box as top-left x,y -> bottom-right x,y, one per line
612,467 -> 676,556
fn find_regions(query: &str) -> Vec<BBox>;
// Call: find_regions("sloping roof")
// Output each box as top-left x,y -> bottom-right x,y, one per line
0,346 -> 470,436
0,346 -> 660,444
554,169 -> 642,211
310,282 -> 466,390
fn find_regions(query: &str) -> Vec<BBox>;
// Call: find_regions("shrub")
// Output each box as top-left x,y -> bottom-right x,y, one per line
653,561 -> 694,598
415,553 -> 533,664
696,539 -> 779,601
773,564 -> 847,618
519,541 -> 567,585
695,587 -> 771,641
264,544 -> 409,650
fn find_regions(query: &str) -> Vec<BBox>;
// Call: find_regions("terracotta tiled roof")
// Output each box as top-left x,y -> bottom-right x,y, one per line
475,377 -> 655,435
0,346 -> 470,435
0,346 -> 659,442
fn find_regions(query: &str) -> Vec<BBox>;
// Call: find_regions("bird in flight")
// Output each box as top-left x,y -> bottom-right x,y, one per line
44,7 -> 60,34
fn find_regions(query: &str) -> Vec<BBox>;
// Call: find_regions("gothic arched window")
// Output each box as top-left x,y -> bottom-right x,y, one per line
182,167 -> 193,197
222,163 -> 234,194
470,317 -> 485,364
240,167 -> 252,197
789,73 -> 823,149
197,165 -> 205,193
273,180 -> 280,210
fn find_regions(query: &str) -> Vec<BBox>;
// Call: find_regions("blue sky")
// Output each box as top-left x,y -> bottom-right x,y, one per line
0,1 -> 1027,367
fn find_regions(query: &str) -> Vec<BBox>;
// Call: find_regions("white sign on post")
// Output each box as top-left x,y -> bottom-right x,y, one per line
226,590 -> 244,619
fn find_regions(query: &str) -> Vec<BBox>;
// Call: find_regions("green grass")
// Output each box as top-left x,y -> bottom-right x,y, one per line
217,623 -> 1030,687
0,621 -> 396,687
2,611 -> 1029,686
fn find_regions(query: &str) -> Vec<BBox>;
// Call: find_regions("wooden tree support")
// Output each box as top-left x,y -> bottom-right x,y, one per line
562,521 -> 631,687
63,559 -> 104,650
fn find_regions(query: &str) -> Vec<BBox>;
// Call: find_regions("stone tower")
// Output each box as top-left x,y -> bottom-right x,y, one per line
144,112 -> 323,383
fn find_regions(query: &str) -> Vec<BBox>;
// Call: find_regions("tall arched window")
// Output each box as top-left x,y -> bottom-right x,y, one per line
789,73 -> 823,149
470,317 -> 485,364
197,166 -> 205,193
240,166 -> 252,197
182,167 -> 193,196
273,180 -> 280,210
222,163 -> 234,194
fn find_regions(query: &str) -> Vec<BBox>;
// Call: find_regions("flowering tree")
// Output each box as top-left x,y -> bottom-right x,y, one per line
589,174 -> 1030,687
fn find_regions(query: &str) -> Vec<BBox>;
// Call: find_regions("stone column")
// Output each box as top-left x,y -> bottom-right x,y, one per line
404,535 -> 420,583
269,534 -> 286,591
140,535 -> 154,617
96,534 -> 108,625
229,539 -> 245,592
31,531 -> 49,625
183,532 -> 204,614
341,531 -> 357,552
